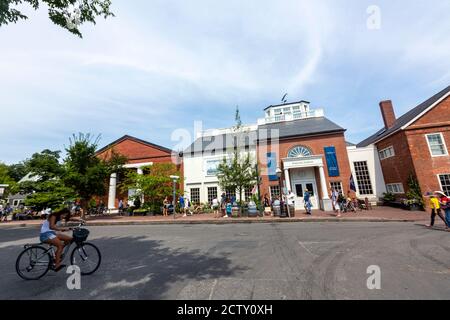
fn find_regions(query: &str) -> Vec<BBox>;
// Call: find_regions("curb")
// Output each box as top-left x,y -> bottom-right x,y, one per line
0,218 -> 428,228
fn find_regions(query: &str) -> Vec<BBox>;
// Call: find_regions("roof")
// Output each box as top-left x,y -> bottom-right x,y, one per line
96,135 -> 173,155
264,100 -> 310,111
19,172 -> 40,183
258,116 -> 345,140
346,141 -> 356,147
357,85 -> 450,147
184,132 -> 257,154
185,117 -> 345,154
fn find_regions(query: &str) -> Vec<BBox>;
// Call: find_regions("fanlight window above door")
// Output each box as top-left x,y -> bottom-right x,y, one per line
287,146 -> 312,158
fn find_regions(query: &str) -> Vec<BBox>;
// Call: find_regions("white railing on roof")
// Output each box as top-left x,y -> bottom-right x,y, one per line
257,108 -> 324,125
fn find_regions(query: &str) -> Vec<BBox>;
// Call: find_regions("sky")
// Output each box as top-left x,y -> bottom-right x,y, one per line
1,0 -> 450,164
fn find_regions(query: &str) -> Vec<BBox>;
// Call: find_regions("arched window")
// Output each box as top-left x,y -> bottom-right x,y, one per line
287,146 -> 312,158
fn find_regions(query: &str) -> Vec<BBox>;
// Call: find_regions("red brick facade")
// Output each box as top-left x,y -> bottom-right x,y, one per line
96,136 -> 181,207
258,132 -> 353,200
375,95 -> 450,202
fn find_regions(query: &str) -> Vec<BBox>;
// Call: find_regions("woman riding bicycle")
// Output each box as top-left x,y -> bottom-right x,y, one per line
39,208 -> 73,272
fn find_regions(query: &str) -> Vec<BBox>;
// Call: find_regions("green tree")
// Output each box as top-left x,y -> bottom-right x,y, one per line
217,150 -> 257,212
406,173 -> 424,208
0,162 -> 18,197
121,162 -> 182,212
0,0 -> 114,37
19,150 -> 75,210
216,108 -> 257,212
63,133 -> 127,209
7,162 -> 27,182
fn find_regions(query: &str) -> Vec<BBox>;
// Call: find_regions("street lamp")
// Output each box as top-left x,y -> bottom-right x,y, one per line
276,167 -> 286,217
170,175 -> 180,219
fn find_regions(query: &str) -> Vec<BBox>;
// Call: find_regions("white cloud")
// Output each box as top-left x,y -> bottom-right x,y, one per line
0,0 -> 449,163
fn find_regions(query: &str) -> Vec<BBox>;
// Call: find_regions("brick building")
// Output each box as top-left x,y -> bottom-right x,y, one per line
357,85 -> 450,200
96,135 -> 179,209
183,101 -> 356,211
258,102 -> 352,211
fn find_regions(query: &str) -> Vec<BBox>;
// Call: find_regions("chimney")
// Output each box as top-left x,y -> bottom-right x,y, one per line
379,100 -> 396,129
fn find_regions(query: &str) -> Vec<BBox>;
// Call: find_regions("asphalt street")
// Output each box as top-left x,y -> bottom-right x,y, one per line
0,222 -> 449,300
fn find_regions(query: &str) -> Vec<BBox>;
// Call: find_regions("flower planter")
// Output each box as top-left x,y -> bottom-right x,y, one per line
405,204 -> 422,211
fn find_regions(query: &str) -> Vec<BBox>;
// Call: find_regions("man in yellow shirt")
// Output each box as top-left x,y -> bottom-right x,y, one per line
426,192 -> 448,228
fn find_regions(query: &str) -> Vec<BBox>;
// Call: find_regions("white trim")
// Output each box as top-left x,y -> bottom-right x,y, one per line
425,133 -> 448,157
437,173 -> 450,196
386,183 -> 404,194
378,146 -> 395,160
401,91 -> 450,130
123,162 -> 153,169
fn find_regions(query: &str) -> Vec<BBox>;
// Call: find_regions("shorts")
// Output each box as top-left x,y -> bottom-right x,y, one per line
40,231 -> 57,243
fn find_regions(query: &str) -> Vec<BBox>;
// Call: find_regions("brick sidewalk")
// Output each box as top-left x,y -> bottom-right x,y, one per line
0,206 -> 432,228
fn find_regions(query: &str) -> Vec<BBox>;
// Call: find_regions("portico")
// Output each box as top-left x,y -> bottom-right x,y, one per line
107,162 -> 153,209
282,155 -> 333,211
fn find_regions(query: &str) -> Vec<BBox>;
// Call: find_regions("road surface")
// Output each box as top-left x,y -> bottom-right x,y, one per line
0,222 -> 449,300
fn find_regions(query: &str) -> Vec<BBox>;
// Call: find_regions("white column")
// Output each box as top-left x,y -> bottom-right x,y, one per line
137,167 -> 144,203
319,166 -> 330,200
108,173 -> 117,209
284,169 -> 292,192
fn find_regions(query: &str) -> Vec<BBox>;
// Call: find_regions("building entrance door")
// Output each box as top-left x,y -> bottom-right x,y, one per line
292,180 -> 318,210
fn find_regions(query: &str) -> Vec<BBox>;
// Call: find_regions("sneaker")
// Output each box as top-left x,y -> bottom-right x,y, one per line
52,264 -> 66,272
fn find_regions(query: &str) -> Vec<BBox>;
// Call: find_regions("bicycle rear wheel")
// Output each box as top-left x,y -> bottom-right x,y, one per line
70,242 -> 101,275
16,246 -> 51,280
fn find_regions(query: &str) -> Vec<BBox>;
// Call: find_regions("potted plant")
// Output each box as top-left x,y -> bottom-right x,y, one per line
404,174 -> 425,211
402,198 -> 421,211
382,192 -> 396,206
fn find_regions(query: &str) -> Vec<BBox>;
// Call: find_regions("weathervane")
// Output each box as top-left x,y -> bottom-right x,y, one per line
281,93 -> 288,104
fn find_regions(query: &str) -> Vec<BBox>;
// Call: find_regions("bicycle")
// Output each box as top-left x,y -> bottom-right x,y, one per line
15,220 -> 101,280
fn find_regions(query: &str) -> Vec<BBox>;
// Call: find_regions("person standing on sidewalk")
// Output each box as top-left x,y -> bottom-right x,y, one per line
179,195 -> 185,216
163,197 -> 170,216
331,188 -> 341,217
437,191 -> 450,229
220,193 -> 227,217
212,196 -> 220,218
426,192 -> 448,228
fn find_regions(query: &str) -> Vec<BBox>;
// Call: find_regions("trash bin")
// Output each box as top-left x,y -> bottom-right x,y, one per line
288,205 -> 295,217
248,205 -> 258,217
273,205 -> 281,217
232,206 -> 240,218
280,204 -> 287,218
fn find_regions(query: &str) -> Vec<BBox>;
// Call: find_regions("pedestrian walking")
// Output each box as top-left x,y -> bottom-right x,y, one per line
304,189 -> 312,215
425,192 -> 448,228
179,194 -> 185,216
436,191 -> 450,229
338,192 -> 346,213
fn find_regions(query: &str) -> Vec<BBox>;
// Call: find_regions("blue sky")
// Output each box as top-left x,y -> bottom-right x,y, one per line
1,0 -> 449,164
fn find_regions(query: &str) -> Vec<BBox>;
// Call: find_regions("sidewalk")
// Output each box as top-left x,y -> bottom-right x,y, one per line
0,206 -> 431,228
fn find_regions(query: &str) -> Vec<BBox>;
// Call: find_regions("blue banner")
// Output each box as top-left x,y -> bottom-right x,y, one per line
324,146 -> 340,177
267,152 -> 278,181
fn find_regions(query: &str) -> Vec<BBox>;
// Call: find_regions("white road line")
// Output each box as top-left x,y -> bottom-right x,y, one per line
0,237 -> 39,249
298,241 -> 316,257
208,279 -> 218,300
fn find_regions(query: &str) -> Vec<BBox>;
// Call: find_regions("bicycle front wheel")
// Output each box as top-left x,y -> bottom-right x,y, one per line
70,243 -> 101,275
16,246 -> 51,280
